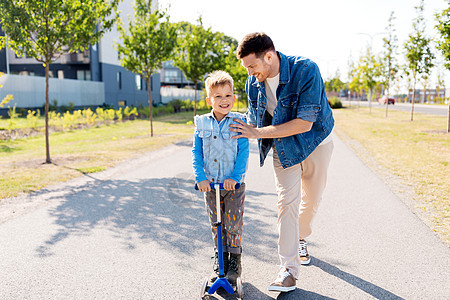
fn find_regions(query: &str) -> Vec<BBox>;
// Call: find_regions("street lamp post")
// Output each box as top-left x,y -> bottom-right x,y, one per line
5,35 -> 10,74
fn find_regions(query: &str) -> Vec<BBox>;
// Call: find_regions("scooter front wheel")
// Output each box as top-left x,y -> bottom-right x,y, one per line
200,277 -> 209,298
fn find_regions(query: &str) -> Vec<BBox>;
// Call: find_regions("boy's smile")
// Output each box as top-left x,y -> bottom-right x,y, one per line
206,83 -> 236,121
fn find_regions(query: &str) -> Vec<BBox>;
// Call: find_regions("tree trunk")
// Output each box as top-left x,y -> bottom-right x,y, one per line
45,64 -> 51,164
368,88 -> 372,114
385,82 -> 390,118
348,90 -> 351,108
194,80 -> 198,117
357,91 -> 361,110
147,76 -> 153,137
411,77 -> 416,122
447,100 -> 450,133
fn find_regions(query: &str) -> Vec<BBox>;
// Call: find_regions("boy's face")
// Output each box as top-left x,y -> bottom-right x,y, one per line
206,83 -> 235,119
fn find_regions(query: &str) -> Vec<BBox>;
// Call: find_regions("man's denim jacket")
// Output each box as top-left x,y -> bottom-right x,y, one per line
192,111 -> 249,184
246,52 -> 334,168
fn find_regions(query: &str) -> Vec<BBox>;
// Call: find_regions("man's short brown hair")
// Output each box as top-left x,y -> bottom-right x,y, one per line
205,70 -> 234,97
236,32 -> 275,59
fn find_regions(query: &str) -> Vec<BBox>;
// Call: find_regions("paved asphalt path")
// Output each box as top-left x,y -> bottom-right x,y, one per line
341,100 -> 448,116
1,134 -> 449,299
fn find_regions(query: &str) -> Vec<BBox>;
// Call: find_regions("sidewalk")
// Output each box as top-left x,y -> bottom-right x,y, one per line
0,134 -> 448,299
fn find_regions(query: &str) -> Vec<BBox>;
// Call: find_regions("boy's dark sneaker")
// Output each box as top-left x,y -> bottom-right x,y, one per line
210,251 -> 229,283
298,239 -> 311,265
226,253 -> 242,285
268,268 -> 296,292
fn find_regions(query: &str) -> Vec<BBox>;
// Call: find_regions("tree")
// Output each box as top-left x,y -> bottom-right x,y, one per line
224,43 -> 248,110
435,0 -> 450,131
404,0 -> 435,121
348,59 -> 364,109
355,47 -> 380,113
116,0 -> 176,137
0,0 -> 119,163
347,54 -> 358,107
380,11 -> 399,117
174,18 -> 227,116
324,69 -> 345,94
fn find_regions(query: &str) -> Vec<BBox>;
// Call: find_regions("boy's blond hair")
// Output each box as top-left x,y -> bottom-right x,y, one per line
205,70 -> 234,97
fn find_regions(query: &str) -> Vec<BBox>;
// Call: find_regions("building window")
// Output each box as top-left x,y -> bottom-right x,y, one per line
117,72 -> 122,90
77,70 -> 91,81
18,70 -> 35,76
164,70 -> 178,82
136,74 -> 142,90
58,70 -> 64,79
118,100 -> 126,107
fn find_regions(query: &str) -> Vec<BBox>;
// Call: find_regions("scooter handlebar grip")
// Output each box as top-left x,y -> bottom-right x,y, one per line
194,182 -> 241,190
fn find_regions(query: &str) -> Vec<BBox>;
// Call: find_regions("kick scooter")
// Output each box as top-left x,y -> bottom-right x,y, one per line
195,182 -> 244,299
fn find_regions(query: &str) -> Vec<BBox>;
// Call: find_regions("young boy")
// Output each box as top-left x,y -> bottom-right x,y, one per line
192,70 -> 249,285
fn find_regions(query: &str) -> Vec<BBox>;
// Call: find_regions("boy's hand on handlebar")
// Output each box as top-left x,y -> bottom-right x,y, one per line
224,178 -> 238,191
197,180 -> 211,192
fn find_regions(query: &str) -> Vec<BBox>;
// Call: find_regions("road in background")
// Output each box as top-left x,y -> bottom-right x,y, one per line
342,99 -> 448,116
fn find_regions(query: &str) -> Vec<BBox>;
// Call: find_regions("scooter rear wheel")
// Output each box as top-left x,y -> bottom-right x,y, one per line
236,277 -> 244,299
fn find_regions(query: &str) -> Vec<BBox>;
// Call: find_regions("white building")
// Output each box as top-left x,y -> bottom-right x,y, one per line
0,0 -> 161,111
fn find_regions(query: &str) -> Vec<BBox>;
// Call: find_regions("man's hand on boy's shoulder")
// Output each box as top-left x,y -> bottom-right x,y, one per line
197,180 -> 211,192
230,118 -> 258,139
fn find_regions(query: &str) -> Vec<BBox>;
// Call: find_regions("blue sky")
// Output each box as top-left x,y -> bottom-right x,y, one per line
159,0 -> 449,91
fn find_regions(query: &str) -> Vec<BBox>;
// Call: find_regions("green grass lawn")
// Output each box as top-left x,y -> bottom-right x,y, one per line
333,106 -> 449,245
0,110 -> 209,199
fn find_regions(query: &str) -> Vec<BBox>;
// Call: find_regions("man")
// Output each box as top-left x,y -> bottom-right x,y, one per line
230,32 -> 334,292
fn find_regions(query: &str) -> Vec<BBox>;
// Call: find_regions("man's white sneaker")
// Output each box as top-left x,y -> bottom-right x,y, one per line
268,268 -> 296,292
299,239 -> 311,265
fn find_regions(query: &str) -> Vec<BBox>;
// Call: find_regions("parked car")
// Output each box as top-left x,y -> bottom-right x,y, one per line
378,96 -> 396,105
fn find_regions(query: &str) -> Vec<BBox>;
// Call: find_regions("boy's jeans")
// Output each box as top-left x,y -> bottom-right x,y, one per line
272,141 -> 334,279
204,183 -> 246,255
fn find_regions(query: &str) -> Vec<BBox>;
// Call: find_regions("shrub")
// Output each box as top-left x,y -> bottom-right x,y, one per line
182,99 -> 194,111
328,97 -> 343,109
27,109 -> 40,129
170,100 -> 183,113
116,108 -> 123,121
153,105 -> 174,116
123,106 -> 138,120
137,106 -> 150,118
7,105 -> 17,132
49,99 -> 58,111
197,99 -> 209,110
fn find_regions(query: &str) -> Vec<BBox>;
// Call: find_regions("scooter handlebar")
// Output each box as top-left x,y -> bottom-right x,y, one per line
194,182 -> 241,191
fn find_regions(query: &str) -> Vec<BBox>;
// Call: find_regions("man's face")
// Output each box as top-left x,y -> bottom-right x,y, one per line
240,53 -> 272,82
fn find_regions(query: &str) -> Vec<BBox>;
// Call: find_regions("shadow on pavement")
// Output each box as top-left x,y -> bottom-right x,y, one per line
312,258 -> 403,299
276,288 -> 335,300
35,175 -> 278,267
203,282 -> 334,300
36,177 -> 206,257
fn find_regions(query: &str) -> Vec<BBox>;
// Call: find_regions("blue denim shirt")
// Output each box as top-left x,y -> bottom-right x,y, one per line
192,111 -> 249,184
246,52 -> 334,168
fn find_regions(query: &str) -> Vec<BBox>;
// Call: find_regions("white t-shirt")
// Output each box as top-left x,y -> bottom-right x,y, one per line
265,74 -> 279,116
265,73 -> 332,145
